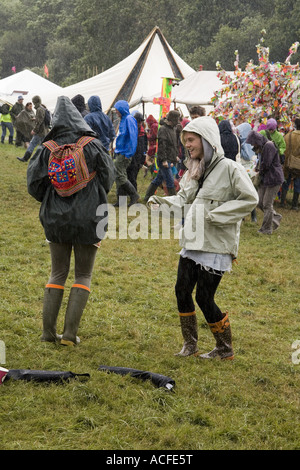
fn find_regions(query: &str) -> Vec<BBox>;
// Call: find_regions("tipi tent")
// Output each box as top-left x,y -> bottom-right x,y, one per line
0,69 -> 63,105
45,26 -> 195,116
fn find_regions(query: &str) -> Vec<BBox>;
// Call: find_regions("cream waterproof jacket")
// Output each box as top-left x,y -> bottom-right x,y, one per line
148,117 -> 258,257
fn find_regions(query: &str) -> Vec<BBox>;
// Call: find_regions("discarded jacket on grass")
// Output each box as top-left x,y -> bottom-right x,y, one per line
98,365 -> 175,390
6,369 -> 90,383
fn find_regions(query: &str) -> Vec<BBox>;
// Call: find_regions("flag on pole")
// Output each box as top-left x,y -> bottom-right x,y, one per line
152,77 -> 179,173
44,64 -> 49,78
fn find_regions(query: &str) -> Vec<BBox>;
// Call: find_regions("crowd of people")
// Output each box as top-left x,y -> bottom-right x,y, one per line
3,95 -> 299,218
2,93 -> 299,358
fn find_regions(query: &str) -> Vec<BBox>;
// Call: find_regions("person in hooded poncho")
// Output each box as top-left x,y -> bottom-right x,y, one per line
17,95 -> 49,162
27,96 -> 115,346
84,95 -> 115,151
14,102 -> 35,147
148,116 -> 258,360
113,100 -> 139,206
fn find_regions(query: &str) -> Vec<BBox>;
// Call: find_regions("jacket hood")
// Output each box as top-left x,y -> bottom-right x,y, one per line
146,114 -> 157,126
44,96 -> 97,141
237,123 -> 255,160
237,123 -> 252,143
87,95 -> 103,113
71,94 -> 86,113
246,130 -> 268,148
32,95 -> 42,108
218,120 -> 233,134
181,116 -> 224,158
114,100 -> 130,117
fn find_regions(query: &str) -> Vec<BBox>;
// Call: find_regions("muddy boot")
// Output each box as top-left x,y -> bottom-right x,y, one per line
119,181 -> 140,206
291,192 -> 299,210
280,187 -> 288,207
41,285 -> 64,342
251,208 -> 257,223
175,312 -> 198,357
167,187 -> 176,196
199,313 -> 234,360
61,285 -> 90,346
113,188 -> 120,207
144,183 -> 158,202
17,150 -> 31,162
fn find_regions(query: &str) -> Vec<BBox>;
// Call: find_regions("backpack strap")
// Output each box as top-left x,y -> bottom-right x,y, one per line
43,140 -> 59,151
76,136 -> 95,147
44,136 -> 95,151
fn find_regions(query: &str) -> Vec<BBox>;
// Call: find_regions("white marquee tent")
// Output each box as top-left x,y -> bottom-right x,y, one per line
44,26 -> 195,117
130,69 -> 235,116
0,69 -> 63,106
171,70 -> 234,106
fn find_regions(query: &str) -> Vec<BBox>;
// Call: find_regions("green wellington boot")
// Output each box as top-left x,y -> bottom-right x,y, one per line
41,285 -> 64,342
144,182 -> 158,202
61,285 -> 90,346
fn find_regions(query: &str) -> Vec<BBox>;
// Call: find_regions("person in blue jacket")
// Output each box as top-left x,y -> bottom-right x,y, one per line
113,100 -> 139,206
84,95 -> 115,152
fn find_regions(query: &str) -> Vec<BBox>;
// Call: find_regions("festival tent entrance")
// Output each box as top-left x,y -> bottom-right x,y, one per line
45,26 -> 195,116
128,69 -> 235,117
0,69 -> 63,105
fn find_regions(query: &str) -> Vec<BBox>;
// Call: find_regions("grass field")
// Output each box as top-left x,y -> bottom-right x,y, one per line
0,141 -> 299,451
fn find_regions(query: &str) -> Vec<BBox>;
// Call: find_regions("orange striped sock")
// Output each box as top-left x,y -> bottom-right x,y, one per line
72,283 -> 90,292
45,284 -> 64,290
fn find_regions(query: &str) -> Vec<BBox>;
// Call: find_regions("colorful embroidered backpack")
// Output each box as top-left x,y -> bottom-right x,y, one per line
43,136 -> 96,197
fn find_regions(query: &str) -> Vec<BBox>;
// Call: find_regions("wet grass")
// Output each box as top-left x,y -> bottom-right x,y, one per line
0,142 -> 299,450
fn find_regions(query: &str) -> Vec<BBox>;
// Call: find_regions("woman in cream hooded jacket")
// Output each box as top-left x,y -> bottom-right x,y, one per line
148,116 -> 258,360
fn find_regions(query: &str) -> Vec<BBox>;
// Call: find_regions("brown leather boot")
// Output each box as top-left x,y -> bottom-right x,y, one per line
175,312 -> 198,357
199,313 -> 234,360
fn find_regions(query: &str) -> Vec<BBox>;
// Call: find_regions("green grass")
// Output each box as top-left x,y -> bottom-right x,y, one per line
1,141 -> 300,450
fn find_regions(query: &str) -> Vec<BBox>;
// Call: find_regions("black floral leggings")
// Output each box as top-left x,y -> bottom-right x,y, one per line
175,256 -> 224,324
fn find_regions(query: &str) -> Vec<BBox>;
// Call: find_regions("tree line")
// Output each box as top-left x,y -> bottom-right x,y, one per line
1,0 -> 299,87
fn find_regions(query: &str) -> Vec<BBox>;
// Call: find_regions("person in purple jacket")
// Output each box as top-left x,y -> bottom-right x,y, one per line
246,130 -> 284,234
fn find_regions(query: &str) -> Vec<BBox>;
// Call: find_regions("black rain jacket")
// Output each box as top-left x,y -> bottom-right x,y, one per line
27,96 -> 115,244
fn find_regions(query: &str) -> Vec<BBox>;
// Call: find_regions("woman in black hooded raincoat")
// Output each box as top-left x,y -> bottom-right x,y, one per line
27,96 -> 115,346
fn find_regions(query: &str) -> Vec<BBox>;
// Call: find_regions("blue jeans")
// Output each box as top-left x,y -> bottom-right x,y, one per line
1,122 -> 14,143
152,161 -> 174,188
27,134 -> 43,155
